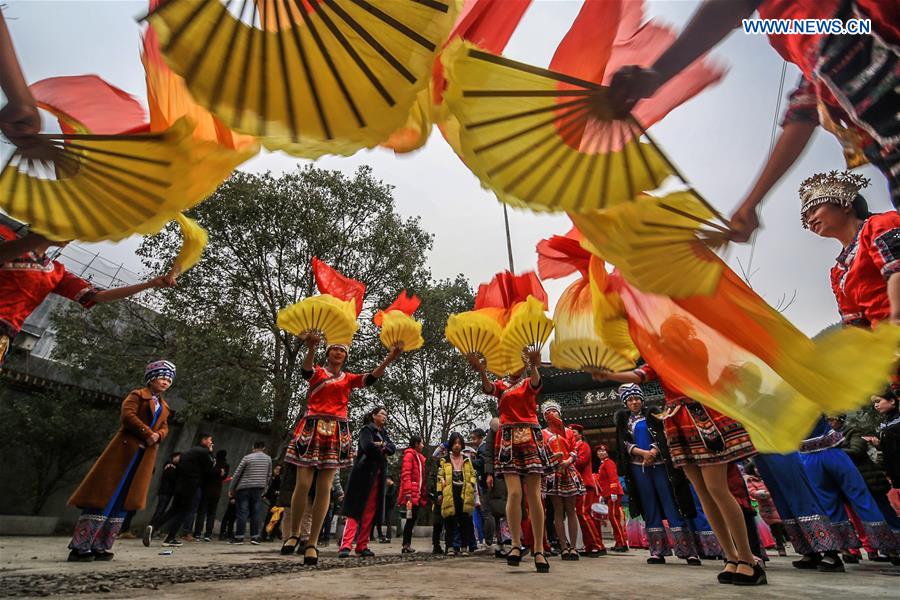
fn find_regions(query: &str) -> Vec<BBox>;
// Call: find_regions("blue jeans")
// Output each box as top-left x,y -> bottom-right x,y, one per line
234,487 -> 264,540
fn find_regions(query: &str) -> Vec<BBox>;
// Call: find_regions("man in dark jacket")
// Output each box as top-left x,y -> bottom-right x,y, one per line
193,450 -> 229,542
144,433 -> 215,547
149,452 -> 181,528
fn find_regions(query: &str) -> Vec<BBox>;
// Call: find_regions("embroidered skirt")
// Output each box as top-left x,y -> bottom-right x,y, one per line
495,424 -> 553,477
544,464 -> 586,497
663,401 -> 756,468
284,415 -> 353,469
818,6 -> 900,207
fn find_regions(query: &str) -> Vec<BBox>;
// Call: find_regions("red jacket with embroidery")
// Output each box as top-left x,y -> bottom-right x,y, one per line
0,225 -> 96,338
830,213 -> 900,327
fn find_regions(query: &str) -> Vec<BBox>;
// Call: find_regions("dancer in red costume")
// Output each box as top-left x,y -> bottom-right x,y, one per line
595,444 -> 628,552
541,401 -> 586,561
570,424 -> 605,556
467,351 -> 552,573
282,334 -> 401,564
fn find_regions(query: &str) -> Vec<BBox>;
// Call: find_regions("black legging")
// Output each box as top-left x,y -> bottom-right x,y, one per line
443,487 -> 474,551
402,506 -> 419,546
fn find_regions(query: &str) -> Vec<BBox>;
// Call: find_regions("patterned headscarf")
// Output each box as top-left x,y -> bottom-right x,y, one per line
326,344 -> 350,356
618,383 -> 644,406
144,360 -> 176,385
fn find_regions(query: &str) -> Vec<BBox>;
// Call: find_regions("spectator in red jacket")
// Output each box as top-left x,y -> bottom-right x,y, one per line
571,425 -> 604,556
596,444 -> 628,552
399,435 -> 426,553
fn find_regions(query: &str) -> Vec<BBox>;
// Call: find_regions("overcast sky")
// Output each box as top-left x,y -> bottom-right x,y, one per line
5,0 -> 892,336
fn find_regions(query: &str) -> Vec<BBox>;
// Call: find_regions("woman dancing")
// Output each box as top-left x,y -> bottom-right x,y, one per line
282,334 -> 401,565
467,350 -> 552,573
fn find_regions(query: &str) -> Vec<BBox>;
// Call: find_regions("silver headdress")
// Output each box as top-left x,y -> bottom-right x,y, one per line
799,170 -> 869,228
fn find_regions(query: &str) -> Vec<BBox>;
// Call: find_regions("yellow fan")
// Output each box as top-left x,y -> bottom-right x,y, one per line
171,213 -> 208,276
441,40 -> 673,213
276,294 -> 358,346
0,118 -> 242,242
500,295 -> 553,363
379,310 -> 424,352
146,0 -> 457,158
597,317 -> 640,364
574,192 -> 727,298
550,338 -> 635,373
445,309 -> 520,376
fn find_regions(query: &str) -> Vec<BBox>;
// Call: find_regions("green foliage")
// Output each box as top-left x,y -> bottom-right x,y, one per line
375,275 -> 489,445
0,387 -> 117,515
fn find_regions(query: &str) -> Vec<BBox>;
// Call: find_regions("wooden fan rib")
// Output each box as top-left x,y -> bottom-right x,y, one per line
183,0 -> 234,83
619,123 -> 635,202
627,120 -> 664,190
463,89 -> 599,99
23,161 -> 36,229
258,0 -> 271,135
39,133 -> 166,142
522,135 -> 579,205
571,147 -> 597,212
656,203 -> 731,234
56,148 -> 171,196
52,178 -> 105,238
411,0 -> 451,13
472,99 -> 592,155
56,141 -> 171,168
501,111 -> 593,194
286,0 -> 336,137
209,0 -> 248,112
233,0 -> 259,129
468,96 -> 592,131
467,48 -> 602,91
270,1 -> 301,141
72,166 -> 161,221
311,0 -> 395,107
346,0 -> 438,52
628,116 -> 728,226
598,126 -> 613,209
548,147 -> 587,210
156,0 -> 210,53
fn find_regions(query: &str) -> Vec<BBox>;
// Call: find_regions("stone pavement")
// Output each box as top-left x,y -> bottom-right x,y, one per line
1,536 -> 898,599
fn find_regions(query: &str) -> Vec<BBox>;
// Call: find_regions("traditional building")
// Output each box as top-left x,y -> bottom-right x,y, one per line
538,365 -> 664,461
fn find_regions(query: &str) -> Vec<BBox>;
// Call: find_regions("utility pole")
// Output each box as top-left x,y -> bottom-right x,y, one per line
502,203 -> 515,273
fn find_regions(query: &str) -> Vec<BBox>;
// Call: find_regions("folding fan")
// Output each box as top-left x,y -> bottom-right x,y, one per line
170,213 -> 208,276
276,294 -> 359,346
0,117 -> 233,242
499,295 -> 553,364
442,40 -> 670,212
597,317 -> 639,364
146,0 -> 457,158
573,192 -> 726,298
445,309 -> 520,376
379,310 -> 424,352
441,0 -> 726,218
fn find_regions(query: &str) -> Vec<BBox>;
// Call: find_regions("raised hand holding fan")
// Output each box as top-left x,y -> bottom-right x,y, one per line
499,295 -> 553,366
276,294 -> 358,347
379,310 -> 424,352
445,309 -> 520,376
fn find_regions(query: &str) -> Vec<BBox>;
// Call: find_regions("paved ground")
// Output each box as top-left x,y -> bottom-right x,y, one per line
1,536 -> 898,599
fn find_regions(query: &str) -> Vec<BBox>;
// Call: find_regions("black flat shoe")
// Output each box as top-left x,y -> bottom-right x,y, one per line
303,546 -> 319,566
280,536 -> 299,556
507,546 -> 522,567
93,551 -> 114,561
686,556 -> 702,566
534,552 -> 550,573
792,554 -> 820,569
841,553 -> 860,564
717,560 -> 737,584
816,556 -> 845,573
358,548 -> 375,558
732,561 -> 767,586
612,545 -> 628,553
646,555 -> 666,565
67,550 -> 94,562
